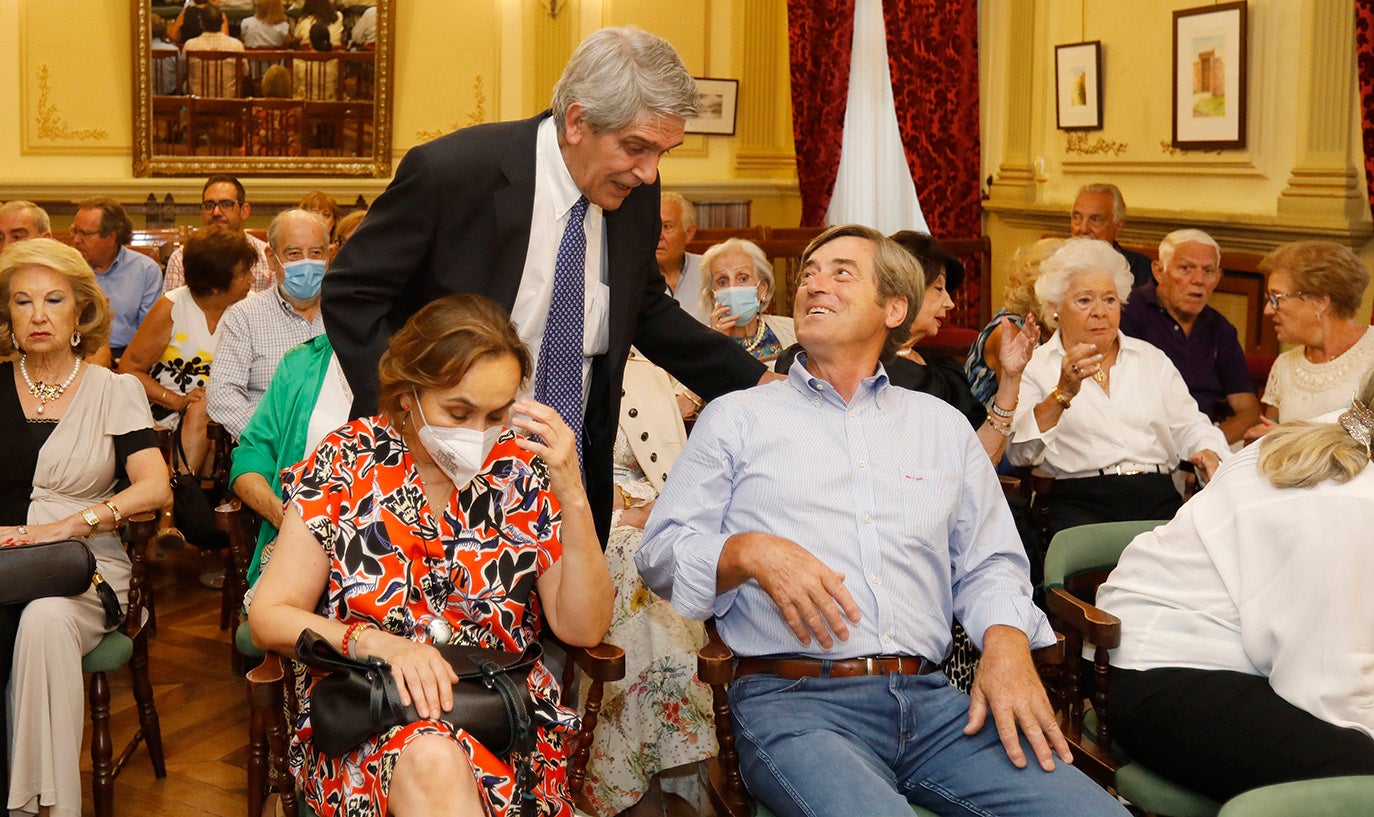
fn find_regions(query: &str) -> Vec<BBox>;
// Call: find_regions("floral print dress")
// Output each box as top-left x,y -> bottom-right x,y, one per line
282,415 -> 578,817
149,286 -> 218,428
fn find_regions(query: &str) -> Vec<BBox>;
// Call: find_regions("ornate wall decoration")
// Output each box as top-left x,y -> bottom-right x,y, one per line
34,65 -> 108,142
415,75 -> 486,141
1064,132 -> 1127,156
1160,139 -> 1222,156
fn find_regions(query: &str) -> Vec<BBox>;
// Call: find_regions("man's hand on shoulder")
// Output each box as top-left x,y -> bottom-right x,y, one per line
718,532 -> 861,649
964,625 -> 1072,772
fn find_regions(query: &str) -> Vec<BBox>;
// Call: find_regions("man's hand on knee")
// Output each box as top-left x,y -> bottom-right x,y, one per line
718,532 -> 861,649
964,625 -> 1072,772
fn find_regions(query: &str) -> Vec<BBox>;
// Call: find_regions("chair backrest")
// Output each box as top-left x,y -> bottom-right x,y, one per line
185,49 -> 244,98
1042,520 -> 1164,592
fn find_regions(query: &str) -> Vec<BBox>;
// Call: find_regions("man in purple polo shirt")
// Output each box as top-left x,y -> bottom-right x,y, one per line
1121,228 -> 1260,444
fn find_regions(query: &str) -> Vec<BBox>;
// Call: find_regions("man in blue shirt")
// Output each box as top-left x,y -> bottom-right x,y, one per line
72,198 -> 163,359
1120,229 -> 1259,444
637,225 -> 1127,817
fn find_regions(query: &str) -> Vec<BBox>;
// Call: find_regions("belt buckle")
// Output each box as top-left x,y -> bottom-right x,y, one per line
865,657 -> 876,675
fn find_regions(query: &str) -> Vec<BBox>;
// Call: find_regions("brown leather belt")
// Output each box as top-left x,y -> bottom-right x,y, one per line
735,655 -> 936,680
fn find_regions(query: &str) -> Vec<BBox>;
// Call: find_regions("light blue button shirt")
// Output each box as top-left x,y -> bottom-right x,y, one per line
96,246 -> 165,350
637,355 -> 1053,661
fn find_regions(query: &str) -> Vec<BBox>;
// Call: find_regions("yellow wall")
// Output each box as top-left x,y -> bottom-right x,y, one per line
981,0 -> 1374,322
0,0 -> 800,228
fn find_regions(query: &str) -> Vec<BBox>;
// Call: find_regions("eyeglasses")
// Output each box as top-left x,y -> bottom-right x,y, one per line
71,228 -> 105,239
200,199 -> 240,213
1264,291 -> 1306,310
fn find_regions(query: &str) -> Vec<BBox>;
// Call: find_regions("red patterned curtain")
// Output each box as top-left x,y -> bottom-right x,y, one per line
883,0 -> 981,238
1358,0 -> 1374,213
787,0 -> 856,227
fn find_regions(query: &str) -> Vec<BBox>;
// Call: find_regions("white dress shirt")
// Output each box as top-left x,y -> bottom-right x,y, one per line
1009,331 -> 1228,477
1096,438 -> 1374,739
509,116 -> 609,407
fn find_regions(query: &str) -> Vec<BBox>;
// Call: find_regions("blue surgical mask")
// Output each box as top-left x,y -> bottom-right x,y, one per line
280,259 -> 326,301
715,286 -> 761,324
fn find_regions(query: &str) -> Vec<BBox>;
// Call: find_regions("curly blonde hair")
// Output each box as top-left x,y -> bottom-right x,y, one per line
1001,238 -> 1063,327
0,238 -> 112,358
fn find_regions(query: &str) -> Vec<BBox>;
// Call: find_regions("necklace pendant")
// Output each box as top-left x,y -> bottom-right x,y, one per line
35,403 -> 43,415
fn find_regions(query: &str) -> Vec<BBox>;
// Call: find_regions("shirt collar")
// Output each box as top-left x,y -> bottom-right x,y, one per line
786,351 -> 892,408
537,116 -> 596,224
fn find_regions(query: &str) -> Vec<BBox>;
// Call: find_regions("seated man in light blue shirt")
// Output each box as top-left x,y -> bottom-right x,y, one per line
637,224 -> 1127,817
72,198 -> 164,359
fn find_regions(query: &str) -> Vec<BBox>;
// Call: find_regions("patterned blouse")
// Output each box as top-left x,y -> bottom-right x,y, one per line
283,414 -> 578,817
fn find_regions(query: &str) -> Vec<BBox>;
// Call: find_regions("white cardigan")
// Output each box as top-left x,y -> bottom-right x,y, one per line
1096,436 -> 1374,739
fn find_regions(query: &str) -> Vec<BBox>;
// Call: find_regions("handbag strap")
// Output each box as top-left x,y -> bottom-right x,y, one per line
170,411 -> 192,475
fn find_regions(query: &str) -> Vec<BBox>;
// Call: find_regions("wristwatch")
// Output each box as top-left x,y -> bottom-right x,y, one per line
81,507 -> 101,533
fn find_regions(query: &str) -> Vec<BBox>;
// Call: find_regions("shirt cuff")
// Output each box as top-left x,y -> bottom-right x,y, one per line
964,596 -> 1056,652
673,532 -> 735,620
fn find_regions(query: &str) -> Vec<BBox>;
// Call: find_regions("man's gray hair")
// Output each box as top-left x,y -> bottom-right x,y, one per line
1035,237 -> 1133,313
267,208 -> 329,252
1075,183 -> 1126,224
1158,228 -> 1221,270
551,26 -> 699,133
0,200 -> 51,234
660,191 -> 697,230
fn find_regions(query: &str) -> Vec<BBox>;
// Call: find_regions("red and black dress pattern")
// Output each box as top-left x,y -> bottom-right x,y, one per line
282,414 -> 576,817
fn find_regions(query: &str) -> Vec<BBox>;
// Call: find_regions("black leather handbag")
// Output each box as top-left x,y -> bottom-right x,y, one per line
0,538 -> 124,627
295,629 -> 541,759
169,419 -> 228,551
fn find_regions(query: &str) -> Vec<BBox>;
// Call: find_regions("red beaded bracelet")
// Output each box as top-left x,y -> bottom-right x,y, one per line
340,621 -> 369,658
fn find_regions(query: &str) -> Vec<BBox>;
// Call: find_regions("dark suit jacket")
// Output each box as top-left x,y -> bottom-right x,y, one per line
323,112 -> 764,539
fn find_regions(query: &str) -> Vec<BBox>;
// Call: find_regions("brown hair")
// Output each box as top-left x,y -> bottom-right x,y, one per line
298,190 -> 340,235
1259,240 -> 1370,320
800,224 -> 923,361
377,294 -> 532,422
333,210 -> 366,245
76,196 -> 134,246
255,0 -> 286,25
0,238 -> 112,357
182,227 -> 257,297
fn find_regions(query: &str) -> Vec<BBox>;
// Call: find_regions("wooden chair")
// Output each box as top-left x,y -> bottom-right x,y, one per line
1042,520 -> 1222,817
303,100 -> 372,157
186,97 -> 248,156
215,497 -> 260,673
245,100 -> 306,157
221,493 -> 627,817
85,511 -> 167,817
184,50 -> 245,98
696,621 -> 1061,817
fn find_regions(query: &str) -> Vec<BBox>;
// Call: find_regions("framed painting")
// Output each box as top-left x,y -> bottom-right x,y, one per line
1055,41 -> 1102,131
686,77 -> 738,136
1172,2 -> 1248,150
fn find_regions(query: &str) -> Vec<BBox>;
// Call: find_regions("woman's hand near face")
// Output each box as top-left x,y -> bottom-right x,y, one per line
511,399 -> 588,507
1057,342 -> 1104,397
999,315 -> 1040,380
709,303 -> 739,334
356,629 -> 459,721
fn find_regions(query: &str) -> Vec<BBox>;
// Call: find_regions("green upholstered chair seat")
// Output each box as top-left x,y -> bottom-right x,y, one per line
236,620 -> 265,658
1217,775 -> 1374,816
81,631 -> 133,674
1081,706 -> 1220,816
755,801 -> 938,816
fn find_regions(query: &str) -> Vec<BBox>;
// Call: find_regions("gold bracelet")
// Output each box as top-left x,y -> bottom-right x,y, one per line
102,499 -> 123,526
1049,387 -> 1073,410
989,401 -> 1015,419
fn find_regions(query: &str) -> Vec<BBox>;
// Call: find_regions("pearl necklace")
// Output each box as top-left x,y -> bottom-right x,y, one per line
20,355 -> 81,414
741,318 -> 768,353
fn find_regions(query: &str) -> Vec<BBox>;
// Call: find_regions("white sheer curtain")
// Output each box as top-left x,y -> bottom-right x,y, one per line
824,0 -> 928,234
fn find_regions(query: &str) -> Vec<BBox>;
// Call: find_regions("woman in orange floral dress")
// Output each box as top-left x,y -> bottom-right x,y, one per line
250,294 -> 613,817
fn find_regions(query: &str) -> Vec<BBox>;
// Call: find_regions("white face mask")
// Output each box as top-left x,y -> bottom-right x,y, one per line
412,394 -> 502,487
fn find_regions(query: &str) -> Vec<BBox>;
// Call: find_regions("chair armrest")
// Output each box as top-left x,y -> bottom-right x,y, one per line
697,623 -> 736,686
1032,631 -> 1065,666
126,511 -> 159,546
247,651 -> 285,685
1046,588 -> 1121,649
571,642 -> 625,683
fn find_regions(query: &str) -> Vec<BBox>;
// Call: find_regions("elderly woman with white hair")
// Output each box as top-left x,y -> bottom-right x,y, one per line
700,238 -> 795,363
1009,237 -> 1228,537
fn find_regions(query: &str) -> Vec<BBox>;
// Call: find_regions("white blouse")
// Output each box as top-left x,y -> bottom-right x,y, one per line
1263,327 -> 1374,422
1096,438 -> 1374,739
1009,331 -> 1229,477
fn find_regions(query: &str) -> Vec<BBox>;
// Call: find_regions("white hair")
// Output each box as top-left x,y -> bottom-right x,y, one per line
0,200 -> 51,234
267,208 -> 329,252
1158,228 -> 1221,270
699,238 -> 774,313
660,191 -> 697,229
1075,183 -> 1126,223
551,26 -> 698,134
1035,237 -> 1134,314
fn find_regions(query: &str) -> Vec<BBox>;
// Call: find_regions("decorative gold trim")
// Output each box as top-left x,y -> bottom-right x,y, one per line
34,65 -> 109,142
414,75 -> 487,141
1064,133 -> 1128,157
1160,140 -> 1222,157
131,1 -> 395,177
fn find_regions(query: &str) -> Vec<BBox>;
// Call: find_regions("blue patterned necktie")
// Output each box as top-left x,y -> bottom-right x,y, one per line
534,195 -> 589,464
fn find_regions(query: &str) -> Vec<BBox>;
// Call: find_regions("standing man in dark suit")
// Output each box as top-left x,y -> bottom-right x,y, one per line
322,26 -> 767,541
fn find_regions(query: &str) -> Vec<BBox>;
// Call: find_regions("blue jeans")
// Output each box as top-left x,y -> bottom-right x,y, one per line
729,671 -> 1129,817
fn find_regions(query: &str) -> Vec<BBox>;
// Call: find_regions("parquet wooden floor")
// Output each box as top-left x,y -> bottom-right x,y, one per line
77,544 -> 254,817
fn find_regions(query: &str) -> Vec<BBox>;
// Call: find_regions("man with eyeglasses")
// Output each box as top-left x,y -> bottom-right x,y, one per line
1121,228 -> 1259,444
163,175 -> 274,294
207,209 -> 332,441
71,197 -> 164,359
1069,183 -> 1152,288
